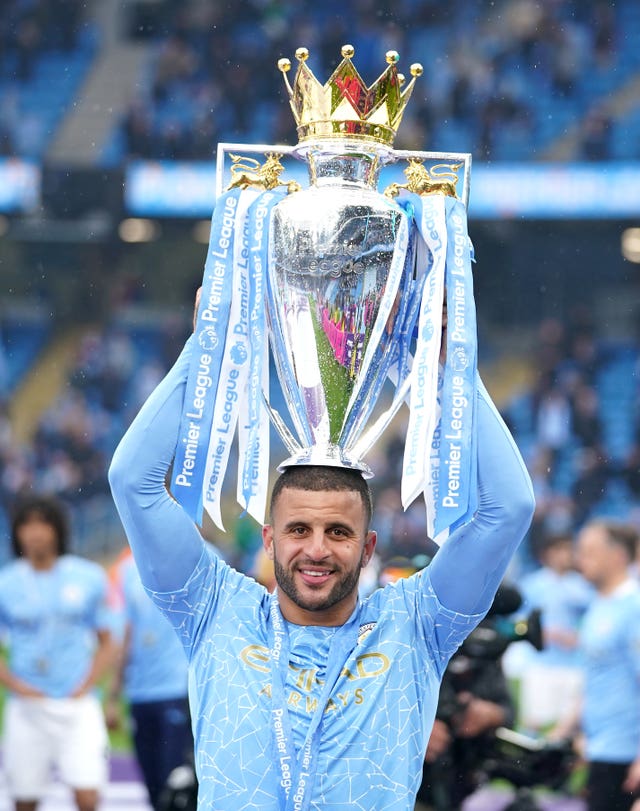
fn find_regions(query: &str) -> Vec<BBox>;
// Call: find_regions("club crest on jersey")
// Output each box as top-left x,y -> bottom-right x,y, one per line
357,622 -> 376,644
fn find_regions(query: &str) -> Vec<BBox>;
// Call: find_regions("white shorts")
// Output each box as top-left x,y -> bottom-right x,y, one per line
518,663 -> 584,729
2,695 -> 109,800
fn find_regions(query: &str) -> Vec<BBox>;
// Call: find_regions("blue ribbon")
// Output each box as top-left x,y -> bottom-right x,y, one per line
434,196 -> 478,534
170,188 -> 243,521
241,189 -> 288,510
267,597 -> 360,811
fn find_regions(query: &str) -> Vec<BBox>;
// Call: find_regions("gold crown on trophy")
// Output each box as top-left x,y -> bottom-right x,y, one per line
278,45 -> 423,146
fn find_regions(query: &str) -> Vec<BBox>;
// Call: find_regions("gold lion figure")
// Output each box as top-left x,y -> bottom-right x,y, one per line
226,153 -> 301,193
384,159 -> 461,199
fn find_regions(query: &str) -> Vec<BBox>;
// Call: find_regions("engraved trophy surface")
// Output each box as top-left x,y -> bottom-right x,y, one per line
268,141 -> 411,474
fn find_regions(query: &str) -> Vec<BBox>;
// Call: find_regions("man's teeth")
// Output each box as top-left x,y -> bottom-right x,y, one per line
302,570 -> 329,577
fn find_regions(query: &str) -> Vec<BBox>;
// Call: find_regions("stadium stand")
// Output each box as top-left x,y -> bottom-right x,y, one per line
0,0 -> 98,160
99,0 -> 640,164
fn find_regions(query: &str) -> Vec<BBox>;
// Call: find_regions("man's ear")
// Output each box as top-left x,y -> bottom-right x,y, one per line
362,530 -> 377,568
262,524 -> 274,560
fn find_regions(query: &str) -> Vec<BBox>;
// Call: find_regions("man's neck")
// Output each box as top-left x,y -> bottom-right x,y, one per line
27,554 -> 58,572
599,571 -> 630,596
277,592 -> 358,627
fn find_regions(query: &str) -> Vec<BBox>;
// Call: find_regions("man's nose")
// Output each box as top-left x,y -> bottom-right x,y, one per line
306,530 -> 329,558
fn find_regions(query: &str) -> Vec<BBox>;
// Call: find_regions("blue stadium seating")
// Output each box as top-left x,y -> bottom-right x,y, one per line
1,312 -> 51,392
0,22 -> 98,159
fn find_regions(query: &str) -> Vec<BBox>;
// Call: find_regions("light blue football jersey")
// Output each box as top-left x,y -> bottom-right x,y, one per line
121,555 -> 188,703
579,579 -> 640,762
0,555 -> 110,697
149,546 -> 483,811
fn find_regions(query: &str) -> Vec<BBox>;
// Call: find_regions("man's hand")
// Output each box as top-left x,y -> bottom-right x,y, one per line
14,682 -> 46,699
623,757 -> 640,794
455,692 -> 505,737
425,718 -> 452,762
104,696 -> 122,731
0,662 -> 45,698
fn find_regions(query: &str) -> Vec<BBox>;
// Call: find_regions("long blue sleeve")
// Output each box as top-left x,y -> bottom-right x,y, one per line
428,377 -> 535,615
108,336 -> 206,592
109,334 -> 534,608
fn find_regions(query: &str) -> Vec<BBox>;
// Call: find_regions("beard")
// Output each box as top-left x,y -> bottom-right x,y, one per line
273,551 -> 364,613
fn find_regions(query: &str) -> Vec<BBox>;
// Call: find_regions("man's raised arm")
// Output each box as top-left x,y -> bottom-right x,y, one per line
428,377 -> 535,615
108,336 -> 206,593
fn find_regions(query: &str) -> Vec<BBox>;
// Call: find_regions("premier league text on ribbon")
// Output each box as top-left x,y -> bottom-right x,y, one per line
205,219 -> 249,502
174,193 -> 239,493
173,353 -> 216,489
242,192 -> 270,501
441,209 -> 472,512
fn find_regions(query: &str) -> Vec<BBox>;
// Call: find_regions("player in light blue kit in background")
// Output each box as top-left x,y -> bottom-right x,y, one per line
512,529 -> 594,732
0,495 -> 113,811
108,296 -> 535,811
106,551 -> 195,811
552,519 -> 640,811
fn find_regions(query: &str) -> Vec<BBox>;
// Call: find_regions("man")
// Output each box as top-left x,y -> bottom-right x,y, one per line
0,495 -> 113,811
515,530 -> 594,731
106,551 -> 194,811
554,520 -> 640,811
108,327 -> 534,810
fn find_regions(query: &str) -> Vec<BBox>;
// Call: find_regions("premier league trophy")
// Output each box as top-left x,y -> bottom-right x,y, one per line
170,45 -> 477,543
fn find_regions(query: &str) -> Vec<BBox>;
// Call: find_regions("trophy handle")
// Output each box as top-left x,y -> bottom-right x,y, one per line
261,395 -> 302,456
387,149 -> 472,207
351,374 -> 412,461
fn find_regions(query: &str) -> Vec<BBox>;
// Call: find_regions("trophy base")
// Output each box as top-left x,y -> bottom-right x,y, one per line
277,445 -> 374,479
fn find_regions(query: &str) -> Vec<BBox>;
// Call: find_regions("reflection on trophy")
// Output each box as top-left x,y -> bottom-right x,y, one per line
173,44 -> 477,541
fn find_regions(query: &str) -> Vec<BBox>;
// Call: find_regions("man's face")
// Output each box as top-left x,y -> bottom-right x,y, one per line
262,487 -> 376,625
576,524 -> 616,588
543,540 -> 574,573
16,516 -> 59,565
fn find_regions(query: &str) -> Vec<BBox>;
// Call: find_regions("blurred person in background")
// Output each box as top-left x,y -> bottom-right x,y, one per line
511,530 -> 594,733
552,519 -> 640,811
106,550 -> 195,811
0,494 -> 113,811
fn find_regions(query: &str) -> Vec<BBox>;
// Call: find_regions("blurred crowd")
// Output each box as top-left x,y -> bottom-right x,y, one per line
117,0 -> 630,163
358,307 -> 640,573
0,315 -> 191,557
0,0 -> 88,157
0,0 -> 637,163
507,308 -> 640,568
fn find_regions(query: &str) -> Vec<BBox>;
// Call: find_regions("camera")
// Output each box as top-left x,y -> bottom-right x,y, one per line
419,585 -> 576,811
483,726 -> 575,796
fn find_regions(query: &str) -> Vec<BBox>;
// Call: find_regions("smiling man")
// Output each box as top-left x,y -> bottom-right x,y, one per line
264,467 -> 375,624
109,326 -> 534,811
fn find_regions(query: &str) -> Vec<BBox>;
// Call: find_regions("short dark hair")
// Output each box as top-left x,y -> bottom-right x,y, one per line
270,465 -> 373,527
592,519 -> 638,562
534,530 -> 573,560
10,495 -> 69,558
